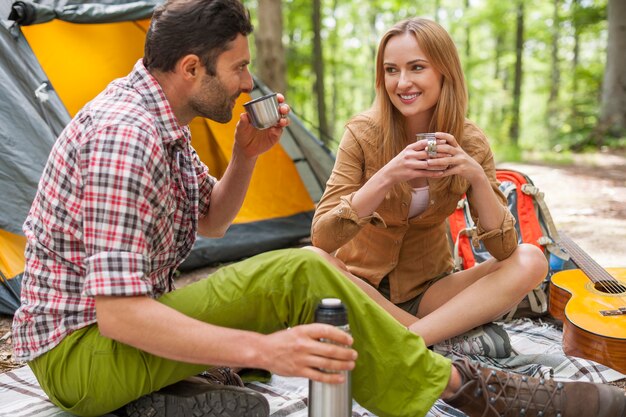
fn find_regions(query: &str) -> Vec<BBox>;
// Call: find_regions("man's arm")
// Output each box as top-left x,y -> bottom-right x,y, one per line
197,99 -> 290,237
95,295 -> 356,383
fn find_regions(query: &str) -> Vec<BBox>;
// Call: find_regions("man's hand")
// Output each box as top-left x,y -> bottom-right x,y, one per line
234,93 -> 290,159
95,296 -> 356,383
197,94 -> 290,237
255,323 -> 357,384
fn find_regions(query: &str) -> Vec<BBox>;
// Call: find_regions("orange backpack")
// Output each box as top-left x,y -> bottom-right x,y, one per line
447,168 -> 571,319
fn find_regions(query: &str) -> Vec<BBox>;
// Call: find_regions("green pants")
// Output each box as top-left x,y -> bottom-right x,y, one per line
29,249 -> 450,417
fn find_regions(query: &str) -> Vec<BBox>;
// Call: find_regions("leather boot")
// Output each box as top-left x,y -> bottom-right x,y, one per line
445,358 -> 626,417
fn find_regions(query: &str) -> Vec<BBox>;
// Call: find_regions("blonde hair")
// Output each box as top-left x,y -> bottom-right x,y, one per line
371,18 -> 468,169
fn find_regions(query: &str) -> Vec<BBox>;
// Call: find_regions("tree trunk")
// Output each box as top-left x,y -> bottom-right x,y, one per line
369,6 -> 377,104
464,0 -> 471,116
328,0 -> 339,144
509,0 -> 524,146
312,0 -> 329,144
547,0 -> 561,134
464,0 -> 471,64
494,32 -> 503,80
598,0 -> 626,137
571,0 -> 580,123
255,0 -> 286,94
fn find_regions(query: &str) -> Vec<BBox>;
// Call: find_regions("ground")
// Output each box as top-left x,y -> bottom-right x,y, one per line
1,150 -> 625,390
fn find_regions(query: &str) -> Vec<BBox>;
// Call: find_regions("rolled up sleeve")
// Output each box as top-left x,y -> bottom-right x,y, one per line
464,125 -> 518,260
312,126 -> 385,253
83,251 -> 151,296
474,211 -> 517,260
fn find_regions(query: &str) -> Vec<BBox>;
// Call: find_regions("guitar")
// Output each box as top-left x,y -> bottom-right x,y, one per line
548,233 -> 626,374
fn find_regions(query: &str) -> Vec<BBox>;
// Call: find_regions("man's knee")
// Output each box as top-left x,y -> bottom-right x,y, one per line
301,246 -> 349,272
276,248 -> 347,288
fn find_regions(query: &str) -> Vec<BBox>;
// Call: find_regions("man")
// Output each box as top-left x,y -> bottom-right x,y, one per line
12,0 -> 626,416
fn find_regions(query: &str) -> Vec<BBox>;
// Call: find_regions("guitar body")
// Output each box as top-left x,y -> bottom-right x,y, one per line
549,267 -> 626,374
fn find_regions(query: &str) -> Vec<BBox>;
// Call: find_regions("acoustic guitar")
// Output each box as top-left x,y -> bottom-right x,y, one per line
548,233 -> 626,374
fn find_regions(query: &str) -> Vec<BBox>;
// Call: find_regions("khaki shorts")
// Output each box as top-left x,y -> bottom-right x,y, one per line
377,271 -> 450,316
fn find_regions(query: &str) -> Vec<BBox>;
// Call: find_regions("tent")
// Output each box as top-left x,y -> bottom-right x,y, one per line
0,0 -> 335,315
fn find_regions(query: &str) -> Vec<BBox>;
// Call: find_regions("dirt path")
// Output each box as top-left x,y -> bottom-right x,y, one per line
499,151 -> 626,268
2,151 -> 625,379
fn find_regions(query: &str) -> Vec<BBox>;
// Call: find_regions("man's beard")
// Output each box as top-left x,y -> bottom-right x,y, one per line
190,75 -> 239,123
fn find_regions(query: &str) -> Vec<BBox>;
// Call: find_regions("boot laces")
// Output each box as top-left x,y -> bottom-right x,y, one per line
199,367 -> 245,387
470,365 -> 564,417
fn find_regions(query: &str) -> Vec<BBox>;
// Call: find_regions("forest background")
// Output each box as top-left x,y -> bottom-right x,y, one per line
248,0 -> 625,159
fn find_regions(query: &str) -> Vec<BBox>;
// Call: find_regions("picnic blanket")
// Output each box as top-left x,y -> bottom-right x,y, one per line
0,318 -> 623,417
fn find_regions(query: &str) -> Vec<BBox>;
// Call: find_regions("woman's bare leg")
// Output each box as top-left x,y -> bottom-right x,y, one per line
410,244 -> 547,345
304,244 -> 547,346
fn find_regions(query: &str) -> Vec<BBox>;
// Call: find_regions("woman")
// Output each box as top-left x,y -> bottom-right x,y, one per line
310,17 -> 548,357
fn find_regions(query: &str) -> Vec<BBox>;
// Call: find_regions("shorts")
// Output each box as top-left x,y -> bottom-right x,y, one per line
377,271 -> 450,316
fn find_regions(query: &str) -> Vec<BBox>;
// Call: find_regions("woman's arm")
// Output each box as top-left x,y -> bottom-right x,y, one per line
435,126 -> 517,259
312,124 -> 443,253
465,147 -> 517,260
311,127 -> 376,253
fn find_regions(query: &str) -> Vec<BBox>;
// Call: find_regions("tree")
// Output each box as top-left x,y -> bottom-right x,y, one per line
598,0 -> 626,139
509,0 -> 524,146
255,0 -> 286,94
570,0 -> 581,124
547,0 -> 561,134
312,0 -> 329,144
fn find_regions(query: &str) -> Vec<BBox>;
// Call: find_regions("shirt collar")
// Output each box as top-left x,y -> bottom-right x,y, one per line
127,59 -> 190,145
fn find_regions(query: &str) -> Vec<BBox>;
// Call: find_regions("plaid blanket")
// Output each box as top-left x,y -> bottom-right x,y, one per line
0,319 -> 623,417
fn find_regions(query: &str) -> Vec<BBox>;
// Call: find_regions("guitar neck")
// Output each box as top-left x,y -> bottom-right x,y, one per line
558,234 -> 615,283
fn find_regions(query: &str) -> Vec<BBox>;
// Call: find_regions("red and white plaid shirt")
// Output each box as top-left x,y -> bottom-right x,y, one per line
12,60 -> 216,361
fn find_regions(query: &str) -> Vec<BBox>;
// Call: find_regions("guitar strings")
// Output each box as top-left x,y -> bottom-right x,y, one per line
563,237 -> 626,309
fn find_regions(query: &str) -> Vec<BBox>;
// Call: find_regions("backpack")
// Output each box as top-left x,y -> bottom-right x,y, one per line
447,168 -> 572,320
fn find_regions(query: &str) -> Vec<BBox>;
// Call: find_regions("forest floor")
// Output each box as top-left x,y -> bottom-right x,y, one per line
1,150 -> 625,390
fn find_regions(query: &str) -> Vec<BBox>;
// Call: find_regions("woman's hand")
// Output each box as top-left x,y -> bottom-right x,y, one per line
233,93 -> 290,159
379,140 -> 446,185
429,132 -> 484,184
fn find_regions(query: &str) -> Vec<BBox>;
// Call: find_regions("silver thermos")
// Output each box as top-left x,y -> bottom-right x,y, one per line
308,298 -> 352,417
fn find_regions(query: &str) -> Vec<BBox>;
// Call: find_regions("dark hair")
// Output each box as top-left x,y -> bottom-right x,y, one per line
143,0 -> 253,74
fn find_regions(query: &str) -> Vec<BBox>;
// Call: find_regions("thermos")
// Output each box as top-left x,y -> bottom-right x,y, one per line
308,298 -> 352,417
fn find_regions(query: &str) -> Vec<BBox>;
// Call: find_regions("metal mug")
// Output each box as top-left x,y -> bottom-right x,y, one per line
416,132 -> 438,157
416,132 -> 446,170
243,93 -> 281,129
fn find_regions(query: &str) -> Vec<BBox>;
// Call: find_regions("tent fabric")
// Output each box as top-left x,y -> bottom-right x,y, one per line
0,0 -> 336,314
0,18 -> 69,235
9,0 -> 157,25
0,7 -> 70,314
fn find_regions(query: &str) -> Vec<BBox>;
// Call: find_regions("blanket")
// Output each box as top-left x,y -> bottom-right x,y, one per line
0,319 -> 623,417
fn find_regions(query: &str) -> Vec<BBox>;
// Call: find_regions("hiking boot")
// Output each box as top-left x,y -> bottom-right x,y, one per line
125,369 -> 269,417
198,367 -> 245,387
437,323 -> 512,358
444,358 -> 626,417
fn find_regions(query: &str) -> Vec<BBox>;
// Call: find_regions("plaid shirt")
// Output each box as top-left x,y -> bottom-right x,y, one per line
12,60 -> 216,361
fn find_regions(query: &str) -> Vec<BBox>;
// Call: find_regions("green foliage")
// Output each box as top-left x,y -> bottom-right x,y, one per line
249,0 -> 614,159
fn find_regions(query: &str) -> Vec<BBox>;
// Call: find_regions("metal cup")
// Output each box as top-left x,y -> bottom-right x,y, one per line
416,133 -> 437,157
243,93 -> 281,129
416,132 -> 446,170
